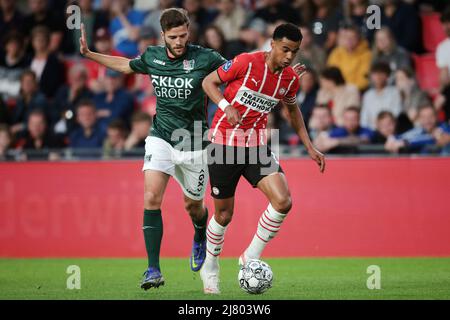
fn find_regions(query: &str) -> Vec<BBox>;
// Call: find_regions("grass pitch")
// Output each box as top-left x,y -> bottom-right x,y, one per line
0,258 -> 449,300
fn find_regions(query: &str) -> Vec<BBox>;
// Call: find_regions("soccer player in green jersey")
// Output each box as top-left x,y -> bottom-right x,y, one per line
79,8 -> 226,290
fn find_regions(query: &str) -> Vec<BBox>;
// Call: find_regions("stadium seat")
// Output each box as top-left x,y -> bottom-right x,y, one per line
421,12 -> 446,53
411,53 -> 440,96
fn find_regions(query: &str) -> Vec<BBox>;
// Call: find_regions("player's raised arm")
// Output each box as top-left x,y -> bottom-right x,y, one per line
285,100 -> 326,173
202,70 -> 242,126
79,23 -> 134,75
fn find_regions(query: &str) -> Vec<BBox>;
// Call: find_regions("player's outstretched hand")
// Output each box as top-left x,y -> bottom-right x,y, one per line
79,23 -> 90,56
224,105 -> 243,126
293,63 -> 307,79
307,146 -> 326,173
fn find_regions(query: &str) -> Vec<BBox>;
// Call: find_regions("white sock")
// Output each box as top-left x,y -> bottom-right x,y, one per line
204,215 -> 227,272
245,203 -> 287,260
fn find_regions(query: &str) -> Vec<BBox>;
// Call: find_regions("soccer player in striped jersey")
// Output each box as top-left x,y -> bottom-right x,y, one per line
200,23 -> 326,294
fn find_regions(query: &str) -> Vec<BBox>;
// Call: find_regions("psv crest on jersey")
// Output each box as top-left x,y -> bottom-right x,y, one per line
183,59 -> 195,73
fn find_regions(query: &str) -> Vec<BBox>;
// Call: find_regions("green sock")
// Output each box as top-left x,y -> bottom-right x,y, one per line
143,209 -> 163,270
192,207 -> 208,242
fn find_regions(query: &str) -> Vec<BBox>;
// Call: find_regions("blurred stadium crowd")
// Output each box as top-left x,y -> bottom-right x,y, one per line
1,0 -> 450,161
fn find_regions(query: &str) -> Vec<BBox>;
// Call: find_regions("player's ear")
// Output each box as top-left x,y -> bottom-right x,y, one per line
270,39 -> 274,49
160,30 -> 164,41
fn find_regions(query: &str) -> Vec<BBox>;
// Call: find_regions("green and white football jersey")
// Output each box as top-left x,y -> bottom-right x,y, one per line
129,44 -> 226,150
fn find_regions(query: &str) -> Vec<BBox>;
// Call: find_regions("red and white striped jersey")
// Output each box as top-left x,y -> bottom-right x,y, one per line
209,51 -> 300,147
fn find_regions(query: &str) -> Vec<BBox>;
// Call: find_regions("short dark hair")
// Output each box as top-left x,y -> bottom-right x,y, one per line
273,23 -> 303,42
160,8 -> 190,32
31,25 -> 51,42
321,67 -> 346,85
396,66 -> 414,79
377,111 -> 395,122
28,109 -> 47,122
344,106 -> 361,115
371,61 -> 391,75
441,6 -> 450,23
2,30 -> 25,47
108,119 -> 127,132
418,104 -> 436,115
20,69 -> 37,82
339,21 -> 361,35
76,99 -> 96,111
313,104 -> 332,114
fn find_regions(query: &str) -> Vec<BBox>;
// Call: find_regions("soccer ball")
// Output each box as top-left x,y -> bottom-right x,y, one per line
238,259 -> 273,294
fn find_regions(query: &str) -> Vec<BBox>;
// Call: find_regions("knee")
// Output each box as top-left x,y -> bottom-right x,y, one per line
184,201 -> 204,219
271,196 -> 292,214
215,208 -> 234,226
144,191 -> 163,209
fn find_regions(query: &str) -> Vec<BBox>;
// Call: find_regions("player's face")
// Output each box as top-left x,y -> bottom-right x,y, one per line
162,24 -> 189,58
271,38 -> 300,69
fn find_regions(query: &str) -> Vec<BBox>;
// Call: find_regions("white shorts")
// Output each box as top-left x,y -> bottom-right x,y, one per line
142,136 -> 208,201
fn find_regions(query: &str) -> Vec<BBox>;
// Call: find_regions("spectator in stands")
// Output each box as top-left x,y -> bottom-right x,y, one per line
124,111 -> 152,150
183,0 -> 218,34
88,27 -> 122,94
436,6 -> 450,121
253,0 -> 300,25
309,104 -> 335,140
201,25 -> 232,59
109,0 -> 147,57
53,64 -> 94,135
300,0 -> 341,51
0,31 -> 31,101
137,25 -> 159,52
130,26 -> 158,115
316,66 -> 360,126
62,0 -> 110,55
380,0 -> 422,54
385,105 -> 450,154
143,0 -> 176,39
395,67 -> 430,126
0,123 -> 13,161
69,100 -> 106,149
327,23 -> 372,91
132,25 -> 158,96
292,26 -> 327,73
296,68 -> 319,130
314,106 -> 373,153
9,70 -> 48,136
343,0 -> 374,43
0,0 -> 24,35
371,111 -> 397,144
361,62 -> 402,130
372,27 -> 411,83
23,0 -> 65,53
93,68 -> 134,128
233,18 -> 268,54
30,26 -> 65,99
214,0 -> 247,42
102,119 -> 126,158
15,109 -> 65,160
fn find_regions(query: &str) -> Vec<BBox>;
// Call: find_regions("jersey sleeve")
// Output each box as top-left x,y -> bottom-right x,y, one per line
207,50 -> 227,73
216,53 -> 250,83
129,48 -> 151,74
283,74 -> 300,105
